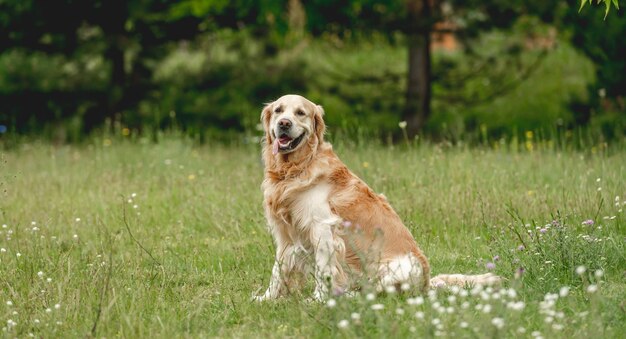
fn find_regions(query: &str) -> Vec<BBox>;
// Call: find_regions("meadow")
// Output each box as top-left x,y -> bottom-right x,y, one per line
0,136 -> 624,338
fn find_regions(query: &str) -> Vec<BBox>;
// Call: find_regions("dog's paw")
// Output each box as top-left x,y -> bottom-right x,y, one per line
252,295 -> 266,302
429,277 -> 448,289
252,290 -> 275,302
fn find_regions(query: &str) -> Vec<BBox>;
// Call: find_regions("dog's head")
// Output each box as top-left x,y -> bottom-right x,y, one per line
261,94 -> 325,155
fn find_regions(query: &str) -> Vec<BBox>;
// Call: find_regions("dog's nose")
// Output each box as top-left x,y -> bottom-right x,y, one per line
278,119 -> 292,130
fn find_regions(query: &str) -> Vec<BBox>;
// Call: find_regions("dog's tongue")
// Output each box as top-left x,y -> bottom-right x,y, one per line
272,139 -> 279,155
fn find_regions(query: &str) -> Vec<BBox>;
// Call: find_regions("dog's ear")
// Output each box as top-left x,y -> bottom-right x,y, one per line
261,102 -> 273,143
314,104 -> 326,142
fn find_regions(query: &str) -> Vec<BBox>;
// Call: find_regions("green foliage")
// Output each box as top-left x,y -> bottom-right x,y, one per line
0,0 -> 623,142
579,0 -> 621,19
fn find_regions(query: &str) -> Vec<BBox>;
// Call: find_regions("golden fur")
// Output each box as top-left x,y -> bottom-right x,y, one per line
255,94 -> 500,301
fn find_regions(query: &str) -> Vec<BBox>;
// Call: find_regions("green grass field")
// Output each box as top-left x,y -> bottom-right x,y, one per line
1,138 -> 624,338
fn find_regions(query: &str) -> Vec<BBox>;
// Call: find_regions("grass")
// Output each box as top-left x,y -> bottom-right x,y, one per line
0,137 -> 624,338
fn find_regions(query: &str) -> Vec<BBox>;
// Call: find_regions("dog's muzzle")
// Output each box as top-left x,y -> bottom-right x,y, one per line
272,131 -> 306,155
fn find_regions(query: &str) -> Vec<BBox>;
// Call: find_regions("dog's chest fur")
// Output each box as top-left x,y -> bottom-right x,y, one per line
263,175 -> 340,247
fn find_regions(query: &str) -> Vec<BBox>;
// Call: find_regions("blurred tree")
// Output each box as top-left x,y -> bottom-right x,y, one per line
563,3 -> 625,123
294,0 -> 554,136
0,0 -> 622,140
0,0 -> 204,132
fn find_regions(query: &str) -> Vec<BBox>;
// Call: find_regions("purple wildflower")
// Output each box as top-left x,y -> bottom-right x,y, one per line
486,262 -> 496,270
582,219 -> 594,226
539,228 -> 547,234
493,255 -> 500,262
517,245 -> 525,251
333,287 -> 346,296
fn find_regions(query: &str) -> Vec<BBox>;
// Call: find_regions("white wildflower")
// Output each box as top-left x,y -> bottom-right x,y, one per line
491,317 -> 504,329
415,311 -> 425,319
337,320 -> 349,329
371,304 -> 384,311
587,284 -> 598,293
506,288 -> 517,299
559,286 -> 570,297
326,299 -> 336,308
428,289 -> 437,301
594,269 -> 604,278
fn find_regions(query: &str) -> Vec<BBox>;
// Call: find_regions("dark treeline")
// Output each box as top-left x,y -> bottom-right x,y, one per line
0,1 -> 624,142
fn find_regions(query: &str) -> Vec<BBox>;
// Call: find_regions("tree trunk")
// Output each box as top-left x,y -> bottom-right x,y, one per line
108,37 -> 125,115
100,2 -> 128,121
404,0 -> 432,137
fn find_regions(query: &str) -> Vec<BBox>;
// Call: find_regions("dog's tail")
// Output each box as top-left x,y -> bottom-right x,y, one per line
429,273 -> 502,289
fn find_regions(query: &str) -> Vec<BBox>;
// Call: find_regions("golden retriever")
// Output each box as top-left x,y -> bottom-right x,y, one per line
254,94 -> 500,301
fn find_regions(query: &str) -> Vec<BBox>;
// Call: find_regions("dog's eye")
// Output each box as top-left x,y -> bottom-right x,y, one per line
274,107 -> 282,114
296,110 -> 305,116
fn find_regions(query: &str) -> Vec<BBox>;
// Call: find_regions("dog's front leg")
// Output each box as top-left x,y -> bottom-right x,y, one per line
254,242 -> 305,302
253,258 -> 284,302
310,223 -> 337,301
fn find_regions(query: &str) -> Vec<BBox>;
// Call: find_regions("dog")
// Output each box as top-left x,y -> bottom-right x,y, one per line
254,94 -> 500,301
